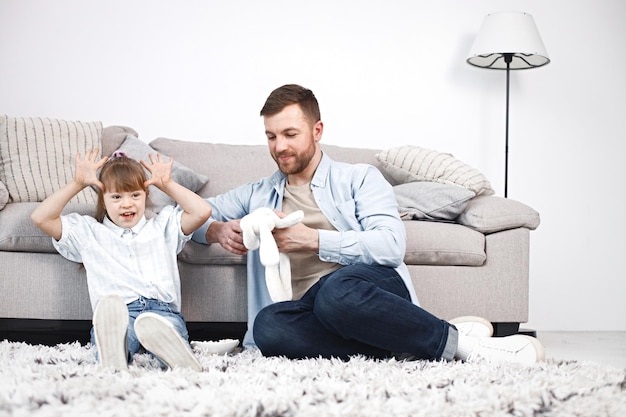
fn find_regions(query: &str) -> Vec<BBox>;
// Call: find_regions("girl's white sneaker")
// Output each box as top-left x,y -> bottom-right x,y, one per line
134,312 -> 202,371
92,294 -> 129,370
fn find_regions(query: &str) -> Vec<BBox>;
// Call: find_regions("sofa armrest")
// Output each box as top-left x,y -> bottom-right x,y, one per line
456,195 -> 540,234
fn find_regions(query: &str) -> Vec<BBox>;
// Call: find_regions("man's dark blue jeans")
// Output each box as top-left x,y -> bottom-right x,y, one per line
253,264 -> 457,361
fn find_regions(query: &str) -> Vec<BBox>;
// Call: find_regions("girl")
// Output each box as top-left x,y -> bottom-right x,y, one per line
31,149 -> 212,371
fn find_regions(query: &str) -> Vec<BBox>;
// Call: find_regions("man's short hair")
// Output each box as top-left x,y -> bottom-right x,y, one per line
260,84 -> 321,125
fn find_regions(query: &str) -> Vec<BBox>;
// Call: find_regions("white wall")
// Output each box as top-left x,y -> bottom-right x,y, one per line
1,0 -> 625,331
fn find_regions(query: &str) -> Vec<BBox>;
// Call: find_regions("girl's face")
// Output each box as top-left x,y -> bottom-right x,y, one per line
103,188 -> 146,229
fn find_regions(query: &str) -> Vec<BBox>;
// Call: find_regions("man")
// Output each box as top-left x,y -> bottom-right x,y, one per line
193,84 -> 544,364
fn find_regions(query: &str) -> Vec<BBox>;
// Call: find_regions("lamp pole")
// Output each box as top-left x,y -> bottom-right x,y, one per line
504,53 -> 512,198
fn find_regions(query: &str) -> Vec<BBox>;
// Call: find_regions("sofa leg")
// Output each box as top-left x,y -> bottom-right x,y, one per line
518,327 -> 538,338
492,322 -> 537,338
493,322 -> 519,337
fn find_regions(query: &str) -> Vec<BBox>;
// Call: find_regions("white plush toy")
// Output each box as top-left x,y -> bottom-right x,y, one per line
240,207 -> 305,302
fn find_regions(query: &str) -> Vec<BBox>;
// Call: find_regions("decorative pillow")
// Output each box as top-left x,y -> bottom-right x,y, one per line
0,115 -> 102,204
114,135 -> 209,212
456,195 -> 540,234
376,145 -> 495,196
0,180 -> 8,211
394,182 -> 475,221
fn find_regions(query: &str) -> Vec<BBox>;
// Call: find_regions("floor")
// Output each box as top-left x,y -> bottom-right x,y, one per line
537,331 -> 626,368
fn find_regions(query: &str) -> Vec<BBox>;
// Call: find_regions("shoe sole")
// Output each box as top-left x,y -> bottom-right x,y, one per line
469,334 -> 546,365
93,295 -> 129,370
449,315 -> 494,337
134,313 -> 202,371
520,334 -> 546,361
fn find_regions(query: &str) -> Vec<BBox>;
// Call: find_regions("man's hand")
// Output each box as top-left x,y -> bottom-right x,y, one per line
271,211 -> 319,253
208,220 -> 248,256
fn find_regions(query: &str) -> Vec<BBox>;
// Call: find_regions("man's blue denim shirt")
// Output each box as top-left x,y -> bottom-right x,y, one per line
193,152 -> 419,347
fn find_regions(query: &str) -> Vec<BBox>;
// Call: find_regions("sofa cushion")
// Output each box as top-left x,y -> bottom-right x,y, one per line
394,182 -> 475,221
149,138 -> 277,197
376,145 -> 494,196
457,195 -> 540,234
320,144 -> 381,166
403,220 -> 486,266
149,138 -> 393,197
0,181 -> 8,211
0,202 -> 96,252
178,240 -> 246,265
175,220 -> 485,267
0,116 -> 102,204
114,135 -> 209,212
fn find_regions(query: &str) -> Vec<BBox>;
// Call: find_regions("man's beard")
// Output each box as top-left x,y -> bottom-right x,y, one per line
273,141 -> 316,175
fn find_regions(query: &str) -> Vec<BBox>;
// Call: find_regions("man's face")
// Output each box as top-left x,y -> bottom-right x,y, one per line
264,103 -> 322,177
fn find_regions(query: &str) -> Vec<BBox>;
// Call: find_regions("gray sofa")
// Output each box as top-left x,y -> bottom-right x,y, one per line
0,122 -> 540,342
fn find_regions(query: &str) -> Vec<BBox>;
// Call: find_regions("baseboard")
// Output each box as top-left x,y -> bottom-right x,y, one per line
2,318 -> 536,346
0,318 -> 247,346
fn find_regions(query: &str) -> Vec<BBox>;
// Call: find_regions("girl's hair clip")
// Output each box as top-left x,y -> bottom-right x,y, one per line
111,150 -> 127,159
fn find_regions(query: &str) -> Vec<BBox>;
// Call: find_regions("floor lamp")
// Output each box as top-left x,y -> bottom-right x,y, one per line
467,12 -> 550,198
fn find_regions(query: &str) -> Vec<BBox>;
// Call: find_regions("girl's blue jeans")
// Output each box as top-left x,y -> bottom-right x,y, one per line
90,296 -> 191,363
253,264 -> 457,361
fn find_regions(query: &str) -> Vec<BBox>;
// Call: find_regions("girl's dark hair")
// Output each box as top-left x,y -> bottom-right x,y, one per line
95,155 -> 149,222
260,84 -> 321,125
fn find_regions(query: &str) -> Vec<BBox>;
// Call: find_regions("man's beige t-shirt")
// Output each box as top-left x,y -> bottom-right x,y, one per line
282,182 -> 342,299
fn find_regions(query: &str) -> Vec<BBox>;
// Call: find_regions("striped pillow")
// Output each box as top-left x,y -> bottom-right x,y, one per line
0,116 -> 103,204
376,145 -> 494,196
0,180 -> 8,210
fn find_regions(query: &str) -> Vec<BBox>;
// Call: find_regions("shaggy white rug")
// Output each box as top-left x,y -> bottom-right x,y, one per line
0,340 -> 624,417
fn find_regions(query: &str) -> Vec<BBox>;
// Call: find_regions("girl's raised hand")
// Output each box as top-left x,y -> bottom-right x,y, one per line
75,149 -> 108,191
141,153 -> 174,189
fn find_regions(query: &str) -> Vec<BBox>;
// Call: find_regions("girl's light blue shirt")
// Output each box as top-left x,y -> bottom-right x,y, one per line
54,205 -> 189,313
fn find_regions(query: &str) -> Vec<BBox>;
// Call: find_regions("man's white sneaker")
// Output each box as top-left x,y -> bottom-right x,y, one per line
449,316 -> 494,337
467,334 -> 545,365
134,313 -> 202,371
92,294 -> 129,370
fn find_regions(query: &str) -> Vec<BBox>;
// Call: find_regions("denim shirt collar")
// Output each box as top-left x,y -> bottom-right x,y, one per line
269,152 -> 333,189
266,152 -> 332,191
311,152 -> 332,189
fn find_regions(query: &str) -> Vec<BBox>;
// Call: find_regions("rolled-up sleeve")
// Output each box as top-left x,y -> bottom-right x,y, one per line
316,163 -> 406,267
52,213 -> 92,263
